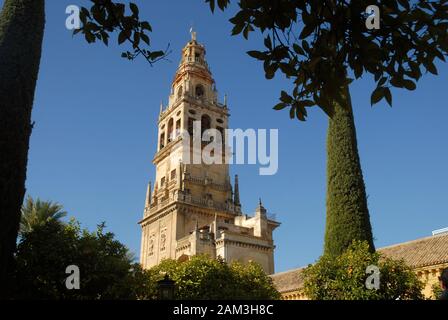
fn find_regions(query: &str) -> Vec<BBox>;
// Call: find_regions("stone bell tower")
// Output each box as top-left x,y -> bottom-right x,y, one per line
139,31 -> 280,274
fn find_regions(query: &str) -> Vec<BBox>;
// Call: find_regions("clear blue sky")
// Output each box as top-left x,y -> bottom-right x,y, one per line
7,0 -> 447,273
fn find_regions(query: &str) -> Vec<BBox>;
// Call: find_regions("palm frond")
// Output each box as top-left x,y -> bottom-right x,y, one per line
20,196 -> 67,234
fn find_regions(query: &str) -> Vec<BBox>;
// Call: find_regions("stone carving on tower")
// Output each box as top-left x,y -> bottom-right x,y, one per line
139,31 -> 280,274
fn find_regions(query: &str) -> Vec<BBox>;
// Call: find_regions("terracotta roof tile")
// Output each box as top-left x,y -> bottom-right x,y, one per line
271,233 -> 448,293
378,233 -> 448,268
270,267 -> 304,293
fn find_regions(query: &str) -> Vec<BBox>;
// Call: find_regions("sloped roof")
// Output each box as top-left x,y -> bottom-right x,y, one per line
378,232 -> 448,269
270,267 -> 305,293
271,233 -> 448,293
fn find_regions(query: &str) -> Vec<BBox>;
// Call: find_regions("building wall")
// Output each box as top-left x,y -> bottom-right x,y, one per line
141,208 -> 177,268
216,231 -> 275,274
415,263 -> 448,298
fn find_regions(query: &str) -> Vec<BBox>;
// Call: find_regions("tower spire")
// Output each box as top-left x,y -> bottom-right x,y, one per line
145,181 -> 152,207
256,198 -> 267,217
234,174 -> 240,206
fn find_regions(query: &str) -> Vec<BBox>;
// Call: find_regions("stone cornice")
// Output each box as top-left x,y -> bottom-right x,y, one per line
215,238 -> 274,252
159,95 -> 228,123
152,136 -> 182,164
140,200 -> 238,226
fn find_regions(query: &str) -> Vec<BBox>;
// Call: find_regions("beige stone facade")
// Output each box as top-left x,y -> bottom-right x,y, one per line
139,33 -> 280,274
271,232 -> 448,299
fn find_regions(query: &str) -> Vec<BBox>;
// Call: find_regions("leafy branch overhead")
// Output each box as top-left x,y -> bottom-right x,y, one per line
208,0 -> 448,121
75,0 -> 170,65
74,0 -> 448,120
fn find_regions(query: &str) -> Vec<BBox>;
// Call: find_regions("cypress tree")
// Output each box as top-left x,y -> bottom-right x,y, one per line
324,86 -> 374,257
0,0 -> 45,297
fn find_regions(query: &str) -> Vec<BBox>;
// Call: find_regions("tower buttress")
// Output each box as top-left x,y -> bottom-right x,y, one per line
145,181 -> 152,207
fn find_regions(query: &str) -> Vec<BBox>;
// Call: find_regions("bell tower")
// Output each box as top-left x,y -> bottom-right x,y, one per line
150,30 -> 239,215
139,32 -> 279,274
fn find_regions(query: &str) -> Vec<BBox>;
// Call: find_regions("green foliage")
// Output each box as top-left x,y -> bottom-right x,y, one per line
325,94 -> 374,257
430,282 -> 443,300
13,217 -> 278,300
148,255 -> 280,300
303,241 -> 424,300
208,0 -> 448,120
75,0 -> 170,64
20,196 -> 67,235
13,219 -> 152,300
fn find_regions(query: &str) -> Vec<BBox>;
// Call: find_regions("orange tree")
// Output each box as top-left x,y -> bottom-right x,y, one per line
302,241 -> 424,300
148,255 -> 280,300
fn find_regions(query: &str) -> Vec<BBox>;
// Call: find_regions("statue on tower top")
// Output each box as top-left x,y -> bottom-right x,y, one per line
190,27 -> 197,41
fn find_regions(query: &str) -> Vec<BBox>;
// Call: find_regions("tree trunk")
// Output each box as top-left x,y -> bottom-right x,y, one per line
324,85 -> 375,257
0,0 -> 45,298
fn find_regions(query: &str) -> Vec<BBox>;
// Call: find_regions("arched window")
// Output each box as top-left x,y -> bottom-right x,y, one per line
201,115 -> 211,136
159,132 -> 165,149
195,84 -> 204,99
167,118 -> 174,142
177,86 -> 183,98
175,119 -> 181,137
216,126 -> 224,145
